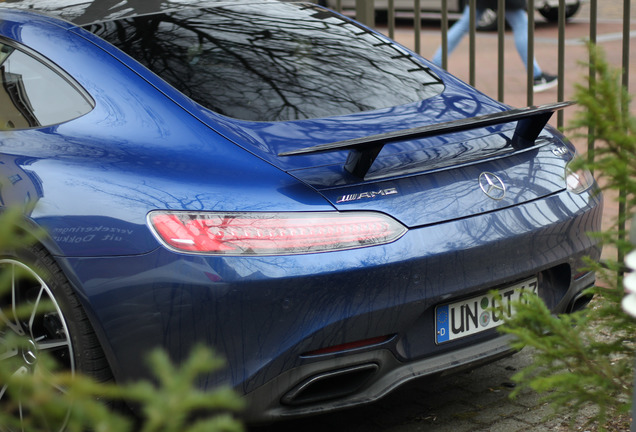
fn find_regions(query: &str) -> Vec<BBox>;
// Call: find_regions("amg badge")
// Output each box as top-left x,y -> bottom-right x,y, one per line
337,187 -> 399,203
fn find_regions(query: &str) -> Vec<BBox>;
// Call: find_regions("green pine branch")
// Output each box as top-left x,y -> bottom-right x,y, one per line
499,43 -> 636,432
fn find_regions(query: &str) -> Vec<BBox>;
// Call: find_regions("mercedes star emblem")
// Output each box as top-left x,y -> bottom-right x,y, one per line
479,172 -> 506,200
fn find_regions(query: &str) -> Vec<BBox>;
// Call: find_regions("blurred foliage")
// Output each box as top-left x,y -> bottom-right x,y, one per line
499,44 -> 635,431
1,345 -> 245,432
0,208 -> 244,432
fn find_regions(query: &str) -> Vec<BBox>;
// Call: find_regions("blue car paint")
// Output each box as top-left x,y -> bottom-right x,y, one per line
56,185 -> 600,396
1,10 -> 337,257
63,7 -> 578,230
0,2 -> 603,422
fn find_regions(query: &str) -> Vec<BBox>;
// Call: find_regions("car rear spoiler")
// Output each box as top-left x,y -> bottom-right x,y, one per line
278,101 -> 574,179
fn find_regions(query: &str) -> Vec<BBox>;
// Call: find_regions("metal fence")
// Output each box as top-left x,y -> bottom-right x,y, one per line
322,1 -> 631,124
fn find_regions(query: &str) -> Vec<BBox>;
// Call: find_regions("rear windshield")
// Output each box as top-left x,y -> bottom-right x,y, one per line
86,2 -> 443,122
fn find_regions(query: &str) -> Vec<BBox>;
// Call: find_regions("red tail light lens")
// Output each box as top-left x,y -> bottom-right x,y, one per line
147,211 -> 407,255
302,335 -> 393,356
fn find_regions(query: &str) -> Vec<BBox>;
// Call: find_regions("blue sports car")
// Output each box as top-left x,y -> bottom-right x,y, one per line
0,0 -> 602,424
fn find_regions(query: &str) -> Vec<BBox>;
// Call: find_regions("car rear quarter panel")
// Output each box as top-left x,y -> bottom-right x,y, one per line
0,11 -> 336,257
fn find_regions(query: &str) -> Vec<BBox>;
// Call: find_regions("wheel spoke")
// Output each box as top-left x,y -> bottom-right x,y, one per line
11,262 -> 19,327
0,256 -> 79,432
0,262 -> 25,336
36,337 -> 71,353
0,309 -> 24,336
0,365 -> 28,399
32,362 -> 69,396
0,343 -> 18,361
28,284 -> 45,337
18,398 -> 25,432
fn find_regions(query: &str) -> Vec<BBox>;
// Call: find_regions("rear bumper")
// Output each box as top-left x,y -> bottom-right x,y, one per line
58,187 -> 602,422
242,269 -> 596,423
243,333 -> 518,422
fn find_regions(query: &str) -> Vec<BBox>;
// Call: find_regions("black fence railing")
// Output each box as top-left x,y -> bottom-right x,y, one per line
321,1 -> 631,110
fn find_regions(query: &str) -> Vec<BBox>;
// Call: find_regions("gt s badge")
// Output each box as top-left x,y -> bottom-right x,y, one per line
337,187 -> 399,203
551,145 -> 569,156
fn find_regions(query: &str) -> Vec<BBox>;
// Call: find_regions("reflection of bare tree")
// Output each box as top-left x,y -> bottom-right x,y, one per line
86,3 -> 443,122
76,0 -> 164,22
2,0 -> 219,24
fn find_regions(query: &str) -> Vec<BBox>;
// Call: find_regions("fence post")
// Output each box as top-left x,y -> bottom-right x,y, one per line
557,0 -> 566,128
440,0 -> 447,68
497,0 -> 505,102
618,0 -> 632,268
355,0 -> 375,27
526,0 -> 535,105
588,0 -> 597,172
414,0 -> 421,53
468,0 -> 476,86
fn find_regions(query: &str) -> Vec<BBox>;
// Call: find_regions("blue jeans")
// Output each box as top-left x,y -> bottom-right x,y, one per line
432,6 -> 543,78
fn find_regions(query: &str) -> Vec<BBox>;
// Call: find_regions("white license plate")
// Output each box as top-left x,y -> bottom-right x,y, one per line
435,278 -> 538,344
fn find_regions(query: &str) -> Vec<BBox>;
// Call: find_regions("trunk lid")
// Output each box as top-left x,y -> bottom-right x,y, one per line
209,100 -> 574,228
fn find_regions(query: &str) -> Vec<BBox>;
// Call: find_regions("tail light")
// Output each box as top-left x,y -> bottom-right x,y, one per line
565,162 -> 595,194
147,211 -> 407,255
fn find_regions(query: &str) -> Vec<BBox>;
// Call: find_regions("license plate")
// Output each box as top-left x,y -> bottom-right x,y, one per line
435,278 -> 538,344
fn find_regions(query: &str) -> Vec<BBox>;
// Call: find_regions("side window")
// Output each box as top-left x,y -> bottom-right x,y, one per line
0,41 -> 94,130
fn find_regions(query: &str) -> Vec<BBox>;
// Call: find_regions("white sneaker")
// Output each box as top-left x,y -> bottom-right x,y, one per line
533,73 -> 558,92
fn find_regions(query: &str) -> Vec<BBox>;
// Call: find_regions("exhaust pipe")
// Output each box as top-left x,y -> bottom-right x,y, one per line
282,363 -> 378,406
567,291 -> 593,313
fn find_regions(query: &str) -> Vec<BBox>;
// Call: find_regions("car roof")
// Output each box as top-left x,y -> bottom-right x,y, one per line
0,0 -> 290,26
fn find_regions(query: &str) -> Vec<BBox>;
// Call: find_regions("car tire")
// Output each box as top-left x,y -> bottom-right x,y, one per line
538,1 -> 581,22
0,243 -> 112,429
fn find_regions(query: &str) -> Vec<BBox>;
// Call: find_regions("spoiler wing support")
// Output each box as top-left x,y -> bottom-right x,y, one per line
278,101 -> 574,179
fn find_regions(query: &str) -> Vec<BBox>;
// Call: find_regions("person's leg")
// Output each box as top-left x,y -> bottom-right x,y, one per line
432,6 -> 484,66
504,8 -> 542,77
505,8 -> 557,91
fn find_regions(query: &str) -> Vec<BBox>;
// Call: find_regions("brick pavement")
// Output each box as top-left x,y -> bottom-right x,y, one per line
252,347 -> 615,432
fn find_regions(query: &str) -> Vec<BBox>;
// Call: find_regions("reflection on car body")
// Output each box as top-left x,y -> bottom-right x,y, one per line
0,0 -> 601,426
